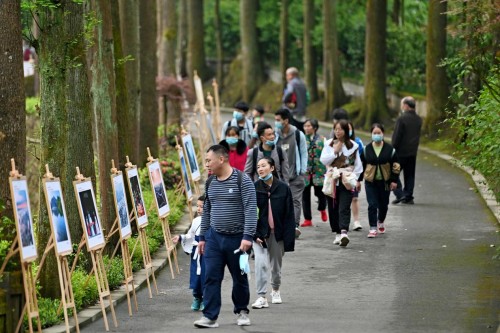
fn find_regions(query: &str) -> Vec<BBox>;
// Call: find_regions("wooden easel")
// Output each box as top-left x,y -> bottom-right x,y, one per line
175,137 -> 196,223
124,156 -> 158,299
74,168 -> 117,331
0,159 -> 42,333
146,149 -> 180,279
108,160 -> 138,316
212,79 -> 222,141
179,126 -> 202,196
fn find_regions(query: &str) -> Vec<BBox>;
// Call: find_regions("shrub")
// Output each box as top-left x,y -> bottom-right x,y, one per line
103,256 -> 125,290
71,269 -> 98,310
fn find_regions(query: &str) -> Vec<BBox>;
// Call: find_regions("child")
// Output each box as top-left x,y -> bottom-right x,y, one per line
172,195 -> 206,311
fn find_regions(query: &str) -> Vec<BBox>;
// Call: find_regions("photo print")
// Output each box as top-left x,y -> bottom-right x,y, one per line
179,149 -> 193,200
182,134 -> 201,181
10,178 -> 37,262
111,173 -> 132,239
148,161 -> 170,218
74,180 -> 105,250
44,179 -> 72,255
126,167 -> 148,228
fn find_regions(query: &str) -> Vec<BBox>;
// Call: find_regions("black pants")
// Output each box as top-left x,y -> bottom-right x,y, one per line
326,182 -> 353,233
365,180 -> 390,228
302,183 -> 327,220
394,155 -> 417,201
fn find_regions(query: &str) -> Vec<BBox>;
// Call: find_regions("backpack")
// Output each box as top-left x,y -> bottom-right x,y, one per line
205,169 -> 244,203
251,146 -> 284,179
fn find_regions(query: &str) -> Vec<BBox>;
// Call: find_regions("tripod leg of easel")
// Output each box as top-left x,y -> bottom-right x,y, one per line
91,251 -> 110,331
161,218 -> 175,279
121,241 -> 133,316
124,241 -> 138,312
143,230 -> 159,295
62,257 -> 80,333
57,257 -> 71,333
138,228 -> 153,298
97,252 -> 117,327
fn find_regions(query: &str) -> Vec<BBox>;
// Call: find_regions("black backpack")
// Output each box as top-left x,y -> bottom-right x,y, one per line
205,169 -> 244,202
251,146 -> 284,179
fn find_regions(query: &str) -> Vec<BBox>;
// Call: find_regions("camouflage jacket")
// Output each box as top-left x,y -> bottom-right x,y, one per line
305,134 -> 327,187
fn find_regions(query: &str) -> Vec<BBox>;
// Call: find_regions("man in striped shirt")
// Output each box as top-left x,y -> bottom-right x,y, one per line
194,145 -> 257,328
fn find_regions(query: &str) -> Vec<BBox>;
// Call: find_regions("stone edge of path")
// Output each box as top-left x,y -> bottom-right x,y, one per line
43,205 -> 195,333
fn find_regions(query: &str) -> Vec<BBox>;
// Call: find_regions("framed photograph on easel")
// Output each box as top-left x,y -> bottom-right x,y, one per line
9,177 -> 37,262
181,134 -> 201,181
125,166 -> 148,228
147,160 -> 170,218
111,172 -> 132,240
42,179 -> 72,256
178,148 -> 193,201
74,179 -> 105,251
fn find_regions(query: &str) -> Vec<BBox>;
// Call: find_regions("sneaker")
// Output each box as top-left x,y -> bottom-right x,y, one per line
194,316 -> 219,328
340,233 -> 350,247
320,210 -> 328,222
333,234 -> 342,245
377,222 -> 385,234
295,227 -> 301,239
191,297 -> 202,311
367,230 -> 377,238
301,219 -> 313,227
353,221 -> 363,231
392,197 -> 404,205
271,290 -> 282,304
251,296 -> 269,309
401,198 -> 414,204
236,311 -> 251,326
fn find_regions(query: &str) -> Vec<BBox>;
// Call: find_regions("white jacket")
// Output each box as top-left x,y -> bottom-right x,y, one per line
320,139 -> 363,179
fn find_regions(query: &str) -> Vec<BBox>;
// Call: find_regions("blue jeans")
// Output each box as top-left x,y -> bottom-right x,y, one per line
394,155 -> 416,201
202,228 -> 249,321
365,180 -> 390,228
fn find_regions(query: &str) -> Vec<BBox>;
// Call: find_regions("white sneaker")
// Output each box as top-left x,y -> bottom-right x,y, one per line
333,234 -> 342,245
340,233 -> 350,247
251,296 -> 269,309
271,290 -> 282,304
353,221 -> 363,231
236,311 -> 251,326
194,316 -> 219,328
295,227 -> 301,238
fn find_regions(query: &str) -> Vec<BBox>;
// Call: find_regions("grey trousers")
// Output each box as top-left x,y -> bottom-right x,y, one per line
289,175 -> 305,227
253,233 -> 285,296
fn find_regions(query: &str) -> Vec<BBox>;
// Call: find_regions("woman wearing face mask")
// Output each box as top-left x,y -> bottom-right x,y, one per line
320,120 -> 363,247
251,157 -> 295,309
359,123 -> 400,238
221,101 -> 254,145
219,126 -> 248,171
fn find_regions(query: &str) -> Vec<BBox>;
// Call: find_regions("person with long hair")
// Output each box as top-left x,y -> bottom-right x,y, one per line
251,157 -> 295,309
219,126 -> 248,171
320,120 -> 363,247
360,123 -> 400,237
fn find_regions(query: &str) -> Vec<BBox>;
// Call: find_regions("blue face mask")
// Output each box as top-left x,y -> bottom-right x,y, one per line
233,111 -> 244,121
258,173 -> 273,181
349,130 -> 353,137
372,134 -> 384,143
265,140 -> 275,147
239,253 -> 250,275
225,137 -> 238,145
251,131 -> 259,139
274,121 -> 283,130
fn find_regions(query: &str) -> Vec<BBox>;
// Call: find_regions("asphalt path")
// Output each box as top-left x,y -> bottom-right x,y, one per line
82,115 -> 499,333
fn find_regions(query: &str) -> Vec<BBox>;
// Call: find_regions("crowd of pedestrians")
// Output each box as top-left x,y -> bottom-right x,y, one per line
179,67 -> 422,328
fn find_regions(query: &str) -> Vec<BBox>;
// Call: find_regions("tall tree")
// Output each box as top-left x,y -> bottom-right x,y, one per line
36,0 -> 96,298
392,0 -> 403,26
187,0 -> 209,80
214,0 -> 224,88
111,0 -> 132,162
0,0 -> 25,224
303,0 -> 318,103
176,0 -> 188,78
139,0 -> 159,161
119,0 -> 141,163
359,0 -> 389,129
323,0 -> 347,117
90,0 -> 120,243
240,0 -> 265,102
424,0 -> 449,135
279,0 -> 289,91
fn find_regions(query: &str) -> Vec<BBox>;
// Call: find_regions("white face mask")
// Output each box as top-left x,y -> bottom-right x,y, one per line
239,253 -> 250,275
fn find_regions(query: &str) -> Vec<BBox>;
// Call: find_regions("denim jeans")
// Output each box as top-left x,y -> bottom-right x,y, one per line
394,155 -> 417,201
326,182 -> 353,233
365,180 -> 390,228
302,183 -> 327,220
202,228 -> 250,321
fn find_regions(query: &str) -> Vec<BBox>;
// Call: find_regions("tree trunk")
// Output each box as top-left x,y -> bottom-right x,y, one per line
139,0 -> 159,161
392,0 -> 401,26
0,0 -> 25,226
176,0 -> 188,78
279,0 -> 289,91
119,0 -> 141,163
359,0 -> 389,129
323,0 -> 347,118
187,0 -> 209,80
424,0 -> 449,135
240,0 -> 265,102
90,0 -> 120,246
303,0 -> 318,103
111,0 -> 132,163
214,0 -> 224,88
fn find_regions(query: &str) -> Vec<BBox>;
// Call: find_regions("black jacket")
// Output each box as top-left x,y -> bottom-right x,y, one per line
360,142 -> 400,185
392,110 -> 422,157
254,177 -> 295,252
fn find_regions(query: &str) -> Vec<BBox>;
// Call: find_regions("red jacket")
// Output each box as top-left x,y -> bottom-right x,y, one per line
229,148 -> 248,171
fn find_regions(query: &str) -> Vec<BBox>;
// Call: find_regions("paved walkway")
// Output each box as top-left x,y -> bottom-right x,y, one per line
79,146 -> 499,332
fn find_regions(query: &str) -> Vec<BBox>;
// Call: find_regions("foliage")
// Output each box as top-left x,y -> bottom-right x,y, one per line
103,256 -> 125,290
25,97 -> 40,115
35,297 -> 62,328
71,268 -> 99,310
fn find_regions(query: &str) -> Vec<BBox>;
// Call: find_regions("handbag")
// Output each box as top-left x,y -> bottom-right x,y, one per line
322,167 -> 340,198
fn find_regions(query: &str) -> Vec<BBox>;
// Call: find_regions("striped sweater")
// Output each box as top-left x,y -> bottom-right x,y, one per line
199,169 -> 257,242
